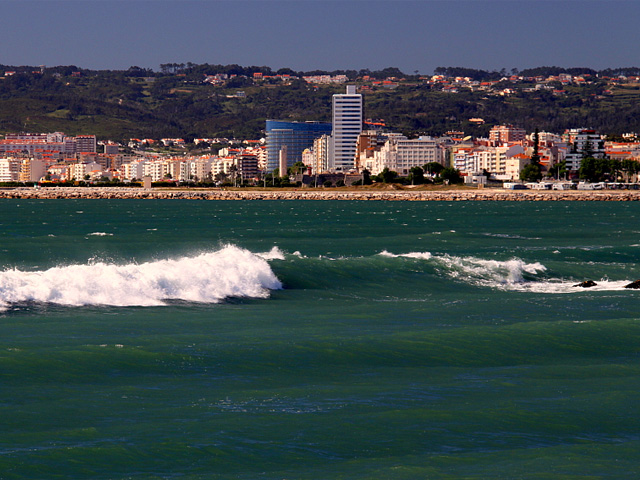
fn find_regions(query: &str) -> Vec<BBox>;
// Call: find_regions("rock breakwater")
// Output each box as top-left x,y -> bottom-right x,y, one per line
1,187 -> 640,201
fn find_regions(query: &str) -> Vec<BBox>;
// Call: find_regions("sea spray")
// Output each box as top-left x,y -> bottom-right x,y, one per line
0,245 -> 282,310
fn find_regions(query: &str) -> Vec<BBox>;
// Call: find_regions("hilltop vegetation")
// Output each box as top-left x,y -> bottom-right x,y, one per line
1,64 -> 640,141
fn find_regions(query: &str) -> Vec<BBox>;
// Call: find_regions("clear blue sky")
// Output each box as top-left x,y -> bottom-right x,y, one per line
1,0 -> 638,74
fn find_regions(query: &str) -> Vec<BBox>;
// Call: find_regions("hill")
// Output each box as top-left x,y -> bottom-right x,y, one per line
1,64 -> 640,141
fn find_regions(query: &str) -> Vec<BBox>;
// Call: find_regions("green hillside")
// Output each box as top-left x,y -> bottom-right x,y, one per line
1,65 -> 640,141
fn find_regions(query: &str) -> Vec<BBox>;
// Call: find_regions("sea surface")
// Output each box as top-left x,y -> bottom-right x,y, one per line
0,199 -> 639,479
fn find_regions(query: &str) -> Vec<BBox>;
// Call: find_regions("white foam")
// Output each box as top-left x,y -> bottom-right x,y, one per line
377,250 -> 636,293
256,246 -> 286,261
87,232 -> 113,237
379,250 -> 433,260
435,254 -> 546,284
0,245 -> 282,310
429,253 -> 635,293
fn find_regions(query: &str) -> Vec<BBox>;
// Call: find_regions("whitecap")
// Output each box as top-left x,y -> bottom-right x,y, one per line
0,245 -> 282,310
256,246 -> 285,260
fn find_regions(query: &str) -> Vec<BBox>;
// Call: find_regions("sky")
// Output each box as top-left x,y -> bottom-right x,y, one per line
0,0 -> 638,74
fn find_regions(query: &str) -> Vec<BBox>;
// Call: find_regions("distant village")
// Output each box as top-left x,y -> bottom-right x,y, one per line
1,79 -> 640,188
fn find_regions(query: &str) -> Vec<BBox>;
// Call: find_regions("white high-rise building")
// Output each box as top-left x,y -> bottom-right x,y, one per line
331,85 -> 362,171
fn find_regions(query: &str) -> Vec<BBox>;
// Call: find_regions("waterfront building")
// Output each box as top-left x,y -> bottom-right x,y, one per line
70,162 -> 102,181
563,128 -> 605,171
331,85 -> 363,171
121,160 -> 145,181
19,158 -> 47,182
505,155 -> 531,180
237,154 -> 259,181
266,120 -> 332,172
188,158 -> 213,182
0,158 -> 21,182
371,135 -> 440,176
355,131 -> 389,172
312,134 -> 333,173
142,160 -> 169,182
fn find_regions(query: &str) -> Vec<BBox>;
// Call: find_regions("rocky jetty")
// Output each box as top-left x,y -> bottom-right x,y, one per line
1,187 -> 640,201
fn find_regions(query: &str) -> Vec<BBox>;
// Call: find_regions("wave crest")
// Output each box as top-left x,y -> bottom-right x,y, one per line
0,245 -> 282,310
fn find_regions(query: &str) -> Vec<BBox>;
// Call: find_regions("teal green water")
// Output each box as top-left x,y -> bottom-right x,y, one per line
1,200 -> 639,479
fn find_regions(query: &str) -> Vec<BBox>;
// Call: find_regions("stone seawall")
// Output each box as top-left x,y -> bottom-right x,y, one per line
1,187 -> 640,201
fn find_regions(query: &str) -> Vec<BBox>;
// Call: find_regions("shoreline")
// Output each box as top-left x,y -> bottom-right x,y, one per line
1,186 -> 640,201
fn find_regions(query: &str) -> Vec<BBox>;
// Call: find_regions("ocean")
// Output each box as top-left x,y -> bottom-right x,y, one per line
1,199 -> 639,479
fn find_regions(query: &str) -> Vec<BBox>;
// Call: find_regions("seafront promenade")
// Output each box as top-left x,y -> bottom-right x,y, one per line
2,186 -> 640,201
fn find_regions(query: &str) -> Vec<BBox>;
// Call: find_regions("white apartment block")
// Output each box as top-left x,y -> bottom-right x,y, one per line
121,160 -> 146,181
0,158 -> 21,182
143,160 -> 170,181
211,157 -> 236,177
563,129 -> 605,171
188,158 -> 213,182
362,135 -> 441,176
313,135 -> 333,173
453,144 -> 524,175
331,85 -> 362,171
505,156 -> 530,180
71,162 -> 102,180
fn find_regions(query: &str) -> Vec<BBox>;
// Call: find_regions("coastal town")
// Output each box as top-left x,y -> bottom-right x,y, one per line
2,74 -> 640,192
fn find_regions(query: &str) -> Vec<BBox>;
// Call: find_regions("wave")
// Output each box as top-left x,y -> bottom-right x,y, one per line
378,250 -> 636,294
0,245 -> 282,310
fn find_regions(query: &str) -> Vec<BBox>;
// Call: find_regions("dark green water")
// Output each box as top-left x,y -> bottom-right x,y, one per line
1,200 -> 639,479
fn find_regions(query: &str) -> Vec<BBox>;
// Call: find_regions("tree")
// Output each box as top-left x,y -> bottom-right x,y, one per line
520,163 -> 542,182
622,159 -> 640,182
288,161 -> 307,175
408,166 -> 425,185
423,162 -> 444,176
531,128 -> 541,165
362,169 -> 372,185
378,167 -> 399,184
548,161 -> 567,180
439,167 -> 463,184
579,156 -> 611,182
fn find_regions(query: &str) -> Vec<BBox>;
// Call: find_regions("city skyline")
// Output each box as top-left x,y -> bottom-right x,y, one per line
1,1 -> 638,74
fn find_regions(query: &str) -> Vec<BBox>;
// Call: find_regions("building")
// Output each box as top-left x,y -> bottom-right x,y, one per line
265,120 -> 332,172
312,134 -> 333,173
104,142 -> 119,155
563,128 -> 605,171
19,158 -> 48,182
355,131 -> 389,172
364,135 -> 441,176
0,158 -> 21,182
489,125 -> 526,145
70,162 -> 102,181
331,85 -> 363,171
237,154 -> 259,181
76,135 -> 97,154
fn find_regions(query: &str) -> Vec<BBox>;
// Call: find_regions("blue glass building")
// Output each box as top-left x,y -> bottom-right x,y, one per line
266,120 -> 332,172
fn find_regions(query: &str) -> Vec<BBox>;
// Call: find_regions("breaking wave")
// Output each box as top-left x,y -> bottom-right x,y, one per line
379,250 -> 635,293
0,245 -> 282,310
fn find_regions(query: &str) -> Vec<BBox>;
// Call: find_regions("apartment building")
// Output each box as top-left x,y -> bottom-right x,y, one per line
0,158 -> 21,182
562,128 -> 605,171
331,85 -> 362,171
489,124 -> 526,145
